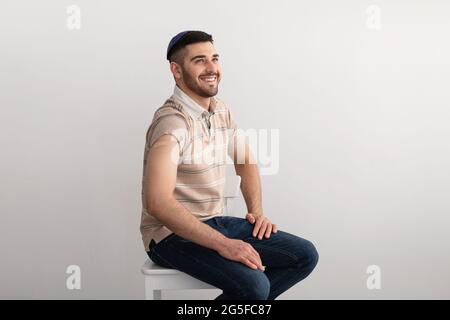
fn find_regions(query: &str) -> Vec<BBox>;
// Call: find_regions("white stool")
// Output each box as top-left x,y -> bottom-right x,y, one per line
141,174 -> 241,300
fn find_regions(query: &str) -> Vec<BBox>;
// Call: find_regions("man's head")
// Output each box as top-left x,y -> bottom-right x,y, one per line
167,31 -> 221,99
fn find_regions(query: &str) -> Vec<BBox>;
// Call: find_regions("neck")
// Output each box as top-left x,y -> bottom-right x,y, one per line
176,83 -> 210,110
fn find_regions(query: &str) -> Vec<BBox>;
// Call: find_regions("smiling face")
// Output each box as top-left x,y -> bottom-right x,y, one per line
171,41 -> 221,99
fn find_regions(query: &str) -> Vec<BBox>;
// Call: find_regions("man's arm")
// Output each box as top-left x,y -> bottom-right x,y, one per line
145,134 -> 265,270
230,135 -> 278,239
233,141 -> 264,215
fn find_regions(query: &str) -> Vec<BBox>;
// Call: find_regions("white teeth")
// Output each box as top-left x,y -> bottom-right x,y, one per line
201,76 -> 216,82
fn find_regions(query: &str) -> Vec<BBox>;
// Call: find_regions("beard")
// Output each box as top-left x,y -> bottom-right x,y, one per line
181,67 -> 219,98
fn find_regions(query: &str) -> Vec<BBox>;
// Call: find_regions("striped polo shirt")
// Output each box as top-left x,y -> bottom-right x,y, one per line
140,86 -> 237,252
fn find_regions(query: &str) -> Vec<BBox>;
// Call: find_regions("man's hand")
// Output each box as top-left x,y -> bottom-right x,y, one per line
246,213 -> 278,240
217,238 -> 266,271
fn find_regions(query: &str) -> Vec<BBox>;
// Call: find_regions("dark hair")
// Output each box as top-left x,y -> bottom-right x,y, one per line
167,31 -> 213,62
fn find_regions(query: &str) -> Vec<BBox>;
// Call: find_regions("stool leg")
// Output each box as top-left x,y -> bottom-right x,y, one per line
153,290 -> 162,300
145,276 -> 163,300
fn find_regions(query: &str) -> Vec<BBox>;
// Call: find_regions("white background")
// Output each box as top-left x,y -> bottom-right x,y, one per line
1,0 -> 449,299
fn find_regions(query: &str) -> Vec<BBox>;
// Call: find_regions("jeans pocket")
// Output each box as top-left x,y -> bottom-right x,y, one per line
160,232 -> 177,245
148,236 -> 174,260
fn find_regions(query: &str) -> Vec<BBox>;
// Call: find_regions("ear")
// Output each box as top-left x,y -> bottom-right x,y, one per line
169,62 -> 182,80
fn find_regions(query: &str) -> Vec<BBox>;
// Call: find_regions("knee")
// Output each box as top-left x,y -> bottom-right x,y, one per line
301,240 -> 319,272
237,272 -> 271,300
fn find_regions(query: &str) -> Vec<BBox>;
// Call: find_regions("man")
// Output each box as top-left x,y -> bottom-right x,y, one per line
140,31 -> 318,300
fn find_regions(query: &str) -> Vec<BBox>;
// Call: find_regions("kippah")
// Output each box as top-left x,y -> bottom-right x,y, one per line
166,31 -> 190,61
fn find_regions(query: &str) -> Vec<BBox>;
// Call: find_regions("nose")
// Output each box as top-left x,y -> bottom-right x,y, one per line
204,59 -> 218,74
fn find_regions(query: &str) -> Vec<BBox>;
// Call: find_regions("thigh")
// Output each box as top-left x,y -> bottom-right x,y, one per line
245,230 -> 319,269
149,230 -> 269,294
194,216 -> 318,269
214,216 -> 255,239
214,216 -> 318,268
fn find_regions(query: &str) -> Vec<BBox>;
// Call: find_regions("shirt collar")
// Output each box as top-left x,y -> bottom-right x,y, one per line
172,85 -> 217,120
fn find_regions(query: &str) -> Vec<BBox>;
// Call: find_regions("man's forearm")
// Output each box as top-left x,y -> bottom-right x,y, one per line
150,197 -> 230,252
234,163 -> 264,215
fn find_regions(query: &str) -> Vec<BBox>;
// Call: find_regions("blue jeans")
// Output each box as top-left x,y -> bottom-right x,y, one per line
147,216 -> 319,300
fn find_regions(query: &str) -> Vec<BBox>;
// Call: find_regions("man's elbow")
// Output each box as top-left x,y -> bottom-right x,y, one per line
146,194 -> 173,217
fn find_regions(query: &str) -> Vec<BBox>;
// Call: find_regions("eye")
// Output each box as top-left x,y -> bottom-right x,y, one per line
195,59 -> 205,64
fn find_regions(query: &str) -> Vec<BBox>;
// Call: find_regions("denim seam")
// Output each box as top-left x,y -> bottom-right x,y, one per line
250,243 -> 300,264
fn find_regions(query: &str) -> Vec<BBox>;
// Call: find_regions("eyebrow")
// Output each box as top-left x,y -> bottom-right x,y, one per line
190,54 -> 220,62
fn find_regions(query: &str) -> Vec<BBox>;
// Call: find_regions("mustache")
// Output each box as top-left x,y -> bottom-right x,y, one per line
199,73 -> 219,77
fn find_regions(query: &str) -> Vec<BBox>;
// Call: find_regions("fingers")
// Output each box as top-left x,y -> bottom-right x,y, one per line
244,245 -> 265,271
250,247 -> 262,263
244,255 -> 265,271
252,218 -> 264,237
242,258 -> 258,270
257,221 -> 269,240
223,239 -> 266,271
272,224 -> 278,233
253,219 -> 278,240
264,223 -> 272,239
249,246 -> 265,271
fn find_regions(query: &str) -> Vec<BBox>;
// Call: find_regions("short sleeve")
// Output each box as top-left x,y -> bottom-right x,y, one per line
147,114 -> 190,155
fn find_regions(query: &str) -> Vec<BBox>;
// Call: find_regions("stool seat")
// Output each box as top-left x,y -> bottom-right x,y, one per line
141,259 -> 216,300
141,259 -> 183,275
